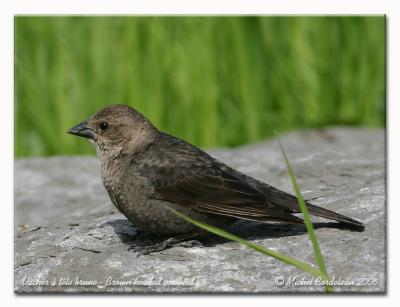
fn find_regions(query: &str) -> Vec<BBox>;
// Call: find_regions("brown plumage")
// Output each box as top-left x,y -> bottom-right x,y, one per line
68,104 -> 365,254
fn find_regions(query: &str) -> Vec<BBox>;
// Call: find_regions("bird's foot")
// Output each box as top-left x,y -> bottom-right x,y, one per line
128,237 -> 179,256
128,232 -> 205,256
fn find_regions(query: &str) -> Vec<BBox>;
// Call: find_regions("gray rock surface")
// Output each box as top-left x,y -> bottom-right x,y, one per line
14,128 -> 386,293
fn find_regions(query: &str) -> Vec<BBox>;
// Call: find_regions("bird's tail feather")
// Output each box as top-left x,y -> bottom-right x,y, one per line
304,203 -> 365,231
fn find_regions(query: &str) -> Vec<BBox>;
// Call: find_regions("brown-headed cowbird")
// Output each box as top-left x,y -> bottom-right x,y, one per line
68,104 -> 365,255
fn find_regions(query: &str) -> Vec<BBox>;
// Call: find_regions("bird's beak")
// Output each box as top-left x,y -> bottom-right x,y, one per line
67,119 -> 95,139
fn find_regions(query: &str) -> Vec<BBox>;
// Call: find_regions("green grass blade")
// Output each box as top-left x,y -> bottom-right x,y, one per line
166,207 -> 329,282
275,131 -> 332,292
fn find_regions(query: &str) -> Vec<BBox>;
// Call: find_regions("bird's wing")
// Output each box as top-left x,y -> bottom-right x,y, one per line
133,134 -> 303,224
215,160 -> 365,230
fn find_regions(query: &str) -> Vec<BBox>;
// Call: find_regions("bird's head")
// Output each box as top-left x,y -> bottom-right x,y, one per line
67,104 -> 157,158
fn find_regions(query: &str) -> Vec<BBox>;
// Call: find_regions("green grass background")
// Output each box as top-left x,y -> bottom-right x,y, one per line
15,16 -> 385,157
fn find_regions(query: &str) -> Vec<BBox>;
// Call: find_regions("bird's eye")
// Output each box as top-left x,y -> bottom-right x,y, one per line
99,121 -> 109,131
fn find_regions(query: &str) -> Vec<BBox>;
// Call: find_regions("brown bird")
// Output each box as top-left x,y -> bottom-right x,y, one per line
68,104 -> 365,255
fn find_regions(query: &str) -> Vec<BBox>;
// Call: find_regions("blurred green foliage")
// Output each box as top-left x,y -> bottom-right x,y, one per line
15,16 -> 385,157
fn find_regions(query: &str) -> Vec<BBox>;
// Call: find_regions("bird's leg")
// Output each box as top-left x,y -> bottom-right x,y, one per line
128,231 -> 206,256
